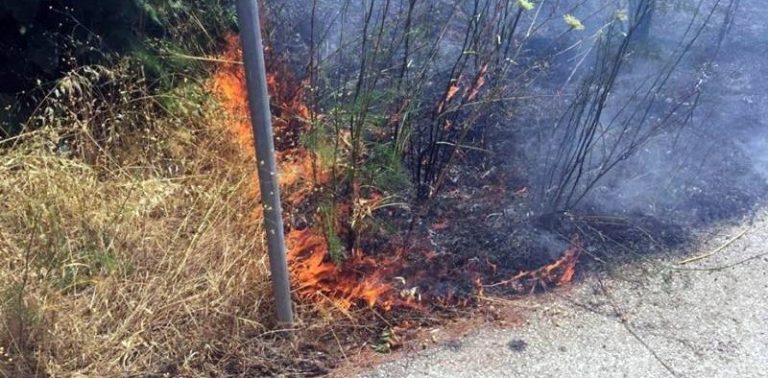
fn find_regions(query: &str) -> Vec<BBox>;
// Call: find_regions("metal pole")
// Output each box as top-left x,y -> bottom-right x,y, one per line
235,0 -> 294,325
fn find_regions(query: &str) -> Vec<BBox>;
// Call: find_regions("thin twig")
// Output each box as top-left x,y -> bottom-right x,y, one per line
434,141 -> 492,153
671,251 -> 768,272
165,52 -> 243,65
676,229 -> 747,265
331,329 -> 348,360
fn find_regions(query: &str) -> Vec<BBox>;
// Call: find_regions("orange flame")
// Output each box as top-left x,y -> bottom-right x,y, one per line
285,228 -> 399,310
211,34 -> 397,311
484,234 -> 582,291
211,34 -> 256,152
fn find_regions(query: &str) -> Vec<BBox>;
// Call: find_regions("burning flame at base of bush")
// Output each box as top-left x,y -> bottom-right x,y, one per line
286,229 -> 408,311
211,34 -> 582,312
211,34 -> 403,311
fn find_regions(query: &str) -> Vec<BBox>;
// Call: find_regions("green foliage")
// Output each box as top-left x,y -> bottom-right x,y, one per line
136,0 -> 237,77
365,144 -> 412,194
318,202 -> 346,264
517,0 -> 535,11
158,81 -> 212,119
372,328 -> 399,353
130,0 -> 237,88
301,122 -> 337,172
0,0 -> 236,137
564,14 -> 585,30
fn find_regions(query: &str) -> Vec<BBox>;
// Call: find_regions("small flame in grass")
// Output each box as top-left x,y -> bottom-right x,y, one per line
484,234 -> 583,291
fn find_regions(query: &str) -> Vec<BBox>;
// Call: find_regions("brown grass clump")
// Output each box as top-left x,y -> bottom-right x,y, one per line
0,63 -> 306,376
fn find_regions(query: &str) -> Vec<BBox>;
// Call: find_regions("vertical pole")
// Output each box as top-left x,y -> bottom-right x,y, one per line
235,0 -> 294,325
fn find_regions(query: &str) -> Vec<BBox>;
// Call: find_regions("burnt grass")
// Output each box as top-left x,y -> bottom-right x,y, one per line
416,106 -> 767,299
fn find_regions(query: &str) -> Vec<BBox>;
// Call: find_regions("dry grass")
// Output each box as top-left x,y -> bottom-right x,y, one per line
0,64 -> 304,376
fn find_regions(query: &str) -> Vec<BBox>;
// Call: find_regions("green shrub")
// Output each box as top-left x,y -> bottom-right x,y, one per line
0,0 -> 236,137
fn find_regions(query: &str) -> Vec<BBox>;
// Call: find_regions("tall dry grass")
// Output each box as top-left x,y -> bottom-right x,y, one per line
0,62 -> 293,376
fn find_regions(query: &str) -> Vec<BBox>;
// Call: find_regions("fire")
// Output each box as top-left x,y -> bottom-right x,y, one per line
210,34 -> 256,152
287,228 -> 403,310
211,34 -> 397,311
484,234 -> 583,291
210,33 -> 583,312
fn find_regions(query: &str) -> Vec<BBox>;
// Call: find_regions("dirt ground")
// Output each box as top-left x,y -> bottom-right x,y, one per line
360,208 -> 768,378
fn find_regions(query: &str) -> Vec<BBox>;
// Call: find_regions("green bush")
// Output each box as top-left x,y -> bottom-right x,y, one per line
0,0 -> 235,137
